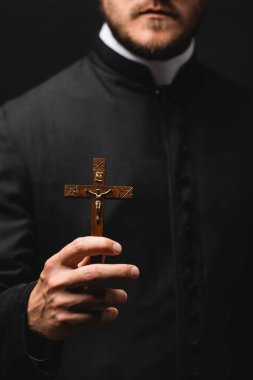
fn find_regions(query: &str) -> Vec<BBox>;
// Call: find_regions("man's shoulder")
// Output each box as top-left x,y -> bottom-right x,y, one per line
195,62 -> 252,104
0,55 -> 94,120
0,54 -> 99,145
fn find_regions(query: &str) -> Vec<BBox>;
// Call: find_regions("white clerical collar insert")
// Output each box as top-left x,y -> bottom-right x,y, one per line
99,23 -> 195,86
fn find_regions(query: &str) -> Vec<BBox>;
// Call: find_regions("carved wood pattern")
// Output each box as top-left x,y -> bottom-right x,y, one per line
65,185 -> 77,196
94,158 -> 105,172
120,186 -> 133,199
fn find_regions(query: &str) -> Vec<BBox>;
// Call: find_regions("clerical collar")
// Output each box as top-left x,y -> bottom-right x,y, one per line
99,23 -> 195,86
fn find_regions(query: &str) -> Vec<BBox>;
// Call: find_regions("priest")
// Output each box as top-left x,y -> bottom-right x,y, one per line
0,1 -> 252,379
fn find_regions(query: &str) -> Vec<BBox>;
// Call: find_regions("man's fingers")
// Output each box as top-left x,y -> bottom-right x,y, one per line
50,308 -> 119,339
53,289 -> 128,311
59,308 -> 119,329
58,236 -> 122,267
64,264 -> 140,288
82,307 -> 119,324
75,288 -> 128,310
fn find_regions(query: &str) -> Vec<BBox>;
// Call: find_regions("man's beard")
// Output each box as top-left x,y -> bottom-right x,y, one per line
100,1 -> 205,61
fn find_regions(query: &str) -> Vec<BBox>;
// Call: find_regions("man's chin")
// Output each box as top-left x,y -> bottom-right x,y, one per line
117,34 -> 191,61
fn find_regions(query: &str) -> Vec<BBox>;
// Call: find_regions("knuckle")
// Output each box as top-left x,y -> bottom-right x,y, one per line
127,268 -> 133,278
54,312 -> 71,328
43,258 -> 54,272
47,276 -> 62,291
39,270 -> 46,284
120,265 -> 131,278
91,237 -> 112,253
85,266 -> 100,283
97,239 -> 108,250
50,295 -> 58,309
73,237 -> 85,253
99,238 -> 113,253
49,294 -> 63,309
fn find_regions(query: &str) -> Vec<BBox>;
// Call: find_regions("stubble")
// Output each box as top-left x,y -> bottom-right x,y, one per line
100,0 -> 206,60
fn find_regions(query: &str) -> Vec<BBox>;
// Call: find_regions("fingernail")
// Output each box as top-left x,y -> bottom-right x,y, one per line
111,308 -> 119,321
121,290 -> 128,303
113,242 -> 122,254
131,266 -> 140,279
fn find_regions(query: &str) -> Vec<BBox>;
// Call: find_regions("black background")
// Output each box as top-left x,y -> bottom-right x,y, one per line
0,0 -> 252,105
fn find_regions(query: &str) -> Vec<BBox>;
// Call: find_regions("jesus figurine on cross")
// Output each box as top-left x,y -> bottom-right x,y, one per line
86,188 -> 113,223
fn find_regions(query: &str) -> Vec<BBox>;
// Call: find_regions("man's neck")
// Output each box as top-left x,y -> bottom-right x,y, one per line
99,23 -> 195,86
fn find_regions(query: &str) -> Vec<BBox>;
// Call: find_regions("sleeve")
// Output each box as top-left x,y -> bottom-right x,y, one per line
0,106 -> 62,379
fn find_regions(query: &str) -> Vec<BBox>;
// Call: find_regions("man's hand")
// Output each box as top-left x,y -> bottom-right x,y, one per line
27,237 -> 139,341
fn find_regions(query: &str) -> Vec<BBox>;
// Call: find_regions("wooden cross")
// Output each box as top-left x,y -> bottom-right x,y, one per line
64,158 -> 133,238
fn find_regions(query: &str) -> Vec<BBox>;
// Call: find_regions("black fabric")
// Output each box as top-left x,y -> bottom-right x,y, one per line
0,282 -> 62,379
0,38 -> 252,380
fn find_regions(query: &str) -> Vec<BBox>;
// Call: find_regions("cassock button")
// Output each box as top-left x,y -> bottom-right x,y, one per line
191,339 -> 200,353
180,175 -> 191,186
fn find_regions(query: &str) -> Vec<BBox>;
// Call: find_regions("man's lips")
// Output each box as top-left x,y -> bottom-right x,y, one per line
138,8 -> 179,19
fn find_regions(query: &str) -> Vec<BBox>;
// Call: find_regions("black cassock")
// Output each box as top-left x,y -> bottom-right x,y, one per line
0,38 -> 252,380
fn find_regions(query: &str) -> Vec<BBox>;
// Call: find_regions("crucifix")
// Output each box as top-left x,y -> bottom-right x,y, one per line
64,158 -> 133,261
